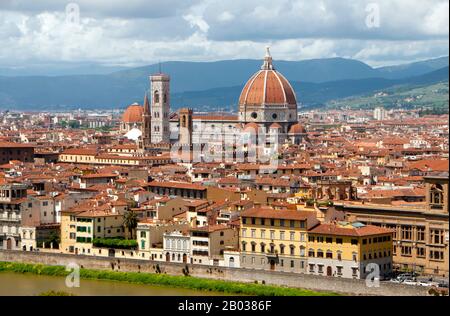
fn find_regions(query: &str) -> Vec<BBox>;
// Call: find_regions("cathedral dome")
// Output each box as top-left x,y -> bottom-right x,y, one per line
239,48 -> 297,109
122,104 -> 143,123
289,123 -> 306,134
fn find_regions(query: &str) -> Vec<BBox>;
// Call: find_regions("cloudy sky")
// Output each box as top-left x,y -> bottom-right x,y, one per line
0,0 -> 448,70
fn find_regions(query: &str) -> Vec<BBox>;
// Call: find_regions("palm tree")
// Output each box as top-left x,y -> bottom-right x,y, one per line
123,211 -> 138,239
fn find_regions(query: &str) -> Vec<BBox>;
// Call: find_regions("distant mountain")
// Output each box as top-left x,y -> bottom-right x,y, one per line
171,66 -> 449,110
0,64 -> 128,77
376,56 -> 449,79
0,57 -> 448,110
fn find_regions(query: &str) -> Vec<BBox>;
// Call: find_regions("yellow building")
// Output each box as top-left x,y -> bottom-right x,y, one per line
307,222 -> 393,279
239,207 -> 319,273
60,201 -> 128,256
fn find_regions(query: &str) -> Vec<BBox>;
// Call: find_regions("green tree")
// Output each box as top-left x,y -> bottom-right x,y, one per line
123,211 -> 138,239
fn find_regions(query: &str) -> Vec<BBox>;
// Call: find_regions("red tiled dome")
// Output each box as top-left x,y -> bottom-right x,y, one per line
239,50 -> 297,108
122,104 -> 143,123
289,123 -> 306,134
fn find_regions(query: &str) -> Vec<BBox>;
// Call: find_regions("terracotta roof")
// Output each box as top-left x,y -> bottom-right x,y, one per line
122,104 -> 143,123
308,223 -> 393,237
241,207 -> 314,221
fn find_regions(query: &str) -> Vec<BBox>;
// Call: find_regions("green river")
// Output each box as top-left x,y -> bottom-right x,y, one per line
0,272 -> 227,296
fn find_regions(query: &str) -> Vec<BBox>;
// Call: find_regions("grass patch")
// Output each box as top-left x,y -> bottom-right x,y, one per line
0,261 -> 337,296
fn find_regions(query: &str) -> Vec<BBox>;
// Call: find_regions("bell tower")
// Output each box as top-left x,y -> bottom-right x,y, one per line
139,92 -> 151,151
179,108 -> 193,146
150,73 -> 170,144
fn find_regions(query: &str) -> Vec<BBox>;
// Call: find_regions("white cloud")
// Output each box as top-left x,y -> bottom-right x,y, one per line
0,0 -> 447,70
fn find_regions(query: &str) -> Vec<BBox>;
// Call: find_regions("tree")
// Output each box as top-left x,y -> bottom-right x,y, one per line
123,211 -> 138,239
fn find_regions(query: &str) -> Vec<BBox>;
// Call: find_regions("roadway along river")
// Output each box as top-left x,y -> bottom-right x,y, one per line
0,272 -> 228,296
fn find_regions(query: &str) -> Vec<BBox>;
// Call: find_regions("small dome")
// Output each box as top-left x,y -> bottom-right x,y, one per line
243,122 -> 261,134
125,128 -> 142,141
289,123 -> 306,134
269,122 -> 282,129
122,104 -> 143,123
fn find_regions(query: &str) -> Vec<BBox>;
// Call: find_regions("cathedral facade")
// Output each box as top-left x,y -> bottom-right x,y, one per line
121,48 -> 307,150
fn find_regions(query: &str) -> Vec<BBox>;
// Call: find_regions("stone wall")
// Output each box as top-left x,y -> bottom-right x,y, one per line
0,250 -> 429,296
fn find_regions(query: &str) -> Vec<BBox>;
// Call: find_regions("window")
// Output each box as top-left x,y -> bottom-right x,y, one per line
308,249 -> 315,257
242,218 -> 247,224
352,252 -> 357,262
351,267 -> 358,277
337,266 -> 343,276
270,219 -> 275,226
317,236 -> 324,243
417,247 -> 426,258
337,251 -> 342,261
430,250 -> 444,261
270,230 -> 275,240
280,231 -> 285,240
241,228 -> 247,238
241,242 -> 247,252
417,227 -> 425,241
351,239 -> 358,245
251,243 -> 256,252
290,232 -> 295,241
141,240 -> 145,249
251,218 -> 256,225
318,265 -> 323,274
401,246 -> 412,256
251,229 -> 256,238
309,264 -> 315,273
430,229 -> 444,245
317,249 -> 324,258
261,230 -> 265,239
300,247 -> 305,257
299,221 -> 306,228
326,237 -> 333,243
290,220 -> 295,228
260,243 -> 266,253
290,246 -> 295,256
300,233 -> 305,242
261,218 -> 266,225
308,236 -> 315,242
336,238 -> 343,244
280,244 -> 285,254
326,250 -> 333,259
401,225 -> 412,240
290,260 -> 294,268
362,239 -> 367,245
280,219 -> 285,227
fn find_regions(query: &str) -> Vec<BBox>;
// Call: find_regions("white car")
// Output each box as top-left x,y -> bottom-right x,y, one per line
418,281 -> 438,287
403,279 -> 418,286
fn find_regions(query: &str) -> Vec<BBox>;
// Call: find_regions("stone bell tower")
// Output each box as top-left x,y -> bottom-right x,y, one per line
179,108 -> 193,146
150,73 -> 170,144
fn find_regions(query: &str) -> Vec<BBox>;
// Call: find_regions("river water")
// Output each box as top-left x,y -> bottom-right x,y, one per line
0,272 -> 227,296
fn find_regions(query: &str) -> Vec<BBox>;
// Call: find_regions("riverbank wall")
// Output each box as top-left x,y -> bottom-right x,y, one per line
0,250 -> 428,296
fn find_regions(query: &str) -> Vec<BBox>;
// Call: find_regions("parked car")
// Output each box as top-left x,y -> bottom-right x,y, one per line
418,281 -> 438,287
403,278 -> 418,286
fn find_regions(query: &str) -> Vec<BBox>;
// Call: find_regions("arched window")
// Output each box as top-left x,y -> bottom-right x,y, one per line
308,248 -> 315,257
154,90 -> 160,103
163,93 -> 167,103
317,249 -> 324,258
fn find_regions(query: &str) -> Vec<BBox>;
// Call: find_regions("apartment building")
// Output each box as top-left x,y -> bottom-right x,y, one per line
337,175 -> 449,277
307,222 -> 393,279
239,208 -> 319,273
